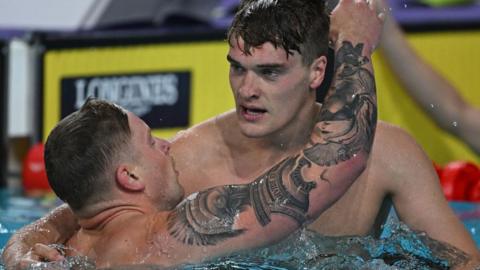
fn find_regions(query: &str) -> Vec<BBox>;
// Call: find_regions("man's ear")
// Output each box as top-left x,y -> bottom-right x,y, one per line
116,164 -> 145,192
309,55 -> 327,89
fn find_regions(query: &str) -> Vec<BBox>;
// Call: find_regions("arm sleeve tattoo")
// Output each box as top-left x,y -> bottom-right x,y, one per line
167,185 -> 250,246
304,41 -> 377,166
168,41 -> 377,246
168,156 -> 316,246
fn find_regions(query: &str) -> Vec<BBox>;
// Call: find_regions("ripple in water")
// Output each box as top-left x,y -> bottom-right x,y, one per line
182,222 -> 470,270
0,222 -> 471,270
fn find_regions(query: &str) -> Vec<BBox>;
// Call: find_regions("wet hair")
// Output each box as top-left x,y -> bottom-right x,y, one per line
44,98 -> 131,212
227,0 -> 330,65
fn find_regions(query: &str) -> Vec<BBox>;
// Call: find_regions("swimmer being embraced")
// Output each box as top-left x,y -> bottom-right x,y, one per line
39,84 -> 377,267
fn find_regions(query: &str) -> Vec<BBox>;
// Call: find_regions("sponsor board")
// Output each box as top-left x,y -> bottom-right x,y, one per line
61,72 -> 190,128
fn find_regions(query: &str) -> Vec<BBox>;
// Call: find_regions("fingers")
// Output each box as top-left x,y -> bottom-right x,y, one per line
18,249 -> 42,270
33,243 -> 65,261
330,0 -> 385,54
360,0 -> 386,27
16,244 -> 66,270
371,0 -> 393,20
18,256 -> 39,270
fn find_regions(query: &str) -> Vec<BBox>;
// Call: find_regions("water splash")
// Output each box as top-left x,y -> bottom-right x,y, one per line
0,254 -> 95,270
0,222 -> 472,270
26,256 -> 95,270
190,222 -> 470,270
0,223 -> 8,234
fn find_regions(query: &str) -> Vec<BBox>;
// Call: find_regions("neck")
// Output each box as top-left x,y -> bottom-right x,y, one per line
218,102 -> 320,178
76,200 -> 153,231
271,106 -> 319,151
233,101 -> 320,153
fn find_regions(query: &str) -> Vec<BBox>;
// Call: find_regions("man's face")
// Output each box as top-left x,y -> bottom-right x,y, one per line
127,112 -> 184,210
227,36 -> 316,139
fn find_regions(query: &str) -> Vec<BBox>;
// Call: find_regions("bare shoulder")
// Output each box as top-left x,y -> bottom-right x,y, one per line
170,110 -> 235,157
370,121 -> 438,191
373,121 -> 427,158
373,125 -> 480,256
169,110 -> 236,192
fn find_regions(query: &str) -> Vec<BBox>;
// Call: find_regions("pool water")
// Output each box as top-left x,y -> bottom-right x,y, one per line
0,189 -> 479,269
0,189 -> 62,249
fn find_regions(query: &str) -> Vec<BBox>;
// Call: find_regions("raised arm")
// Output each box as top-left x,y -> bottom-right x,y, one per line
380,9 -> 480,154
1,204 -> 79,269
163,0 -> 381,262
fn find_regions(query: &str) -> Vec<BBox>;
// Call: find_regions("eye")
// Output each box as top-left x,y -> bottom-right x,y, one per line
260,68 -> 280,80
230,64 -> 245,74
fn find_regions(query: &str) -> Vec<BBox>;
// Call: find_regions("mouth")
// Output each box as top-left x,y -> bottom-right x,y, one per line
240,105 -> 267,121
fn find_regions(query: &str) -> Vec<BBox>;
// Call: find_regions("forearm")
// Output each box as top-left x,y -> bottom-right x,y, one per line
380,18 -> 467,133
380,18 -> 480,154
1,204 -> 79,269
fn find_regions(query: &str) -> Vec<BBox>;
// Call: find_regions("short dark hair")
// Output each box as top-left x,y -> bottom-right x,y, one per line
44,99 -> 131,212
227,0 -> 330,65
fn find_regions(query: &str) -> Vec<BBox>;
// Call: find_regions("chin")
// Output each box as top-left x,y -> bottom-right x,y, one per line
239,129 -> 269,139
238,122 -> 272,138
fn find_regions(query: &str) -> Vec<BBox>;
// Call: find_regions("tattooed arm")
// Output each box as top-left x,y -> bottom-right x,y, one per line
162,0 -> 382,262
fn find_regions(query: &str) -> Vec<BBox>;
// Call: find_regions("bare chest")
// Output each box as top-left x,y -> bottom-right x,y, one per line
308,167 -> 388,236
178,151 -> 282,196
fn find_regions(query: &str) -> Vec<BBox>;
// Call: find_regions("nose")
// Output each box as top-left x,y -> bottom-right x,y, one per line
238,72 -> 260,99
157,138 -> 171,155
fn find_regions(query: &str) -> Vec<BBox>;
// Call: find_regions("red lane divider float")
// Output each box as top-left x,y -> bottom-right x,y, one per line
22,143 -> 52,197
435,161 -> 480,202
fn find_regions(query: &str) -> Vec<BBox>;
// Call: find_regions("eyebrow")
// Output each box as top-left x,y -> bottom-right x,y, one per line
226,55 -> 286,69
226,55 -> 240,65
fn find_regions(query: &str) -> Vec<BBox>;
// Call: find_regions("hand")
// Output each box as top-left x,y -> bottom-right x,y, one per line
329,0 -> 385,55
18,244 -> 65,269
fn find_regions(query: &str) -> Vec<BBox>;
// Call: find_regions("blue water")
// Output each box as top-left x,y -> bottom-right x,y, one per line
0,189 -> 62,249
0,189 -> 478,269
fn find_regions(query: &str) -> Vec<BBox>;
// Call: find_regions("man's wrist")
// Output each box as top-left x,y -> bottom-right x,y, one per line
334,35 -> 375,56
